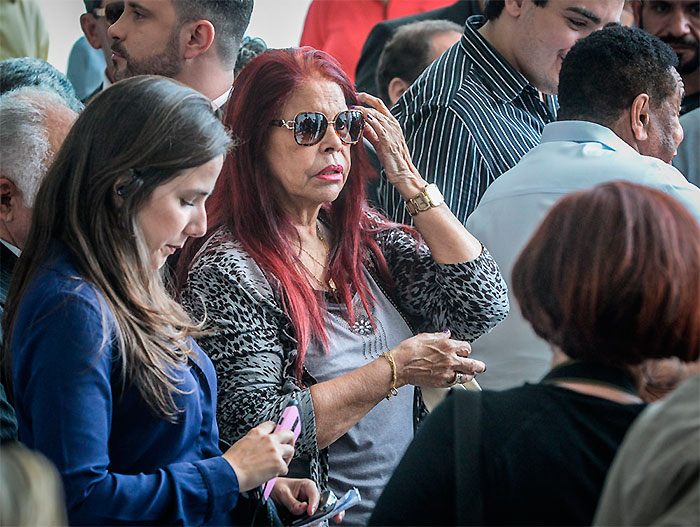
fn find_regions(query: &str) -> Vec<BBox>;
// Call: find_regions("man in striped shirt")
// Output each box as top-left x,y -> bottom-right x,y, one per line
379,0 -> 624,224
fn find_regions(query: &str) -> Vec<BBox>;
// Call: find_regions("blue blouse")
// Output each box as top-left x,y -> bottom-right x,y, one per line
10,246 -> 239,525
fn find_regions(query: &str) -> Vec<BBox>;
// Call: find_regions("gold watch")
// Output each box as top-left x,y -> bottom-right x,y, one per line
404,183 -> 444,216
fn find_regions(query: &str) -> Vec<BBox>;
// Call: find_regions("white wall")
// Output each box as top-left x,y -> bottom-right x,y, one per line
39,0 -> 312,73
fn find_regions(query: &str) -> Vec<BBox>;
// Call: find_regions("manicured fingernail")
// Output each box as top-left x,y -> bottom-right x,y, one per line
443,328 -> 451,335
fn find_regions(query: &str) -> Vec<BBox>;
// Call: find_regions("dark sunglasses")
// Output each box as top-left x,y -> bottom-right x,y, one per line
93,2 -> 124,25
270,110 -> 365,146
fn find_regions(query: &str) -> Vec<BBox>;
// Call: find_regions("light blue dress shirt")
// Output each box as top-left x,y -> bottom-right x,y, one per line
66,36 -> 106,100
466,120 -> 700,390
674,108 -> 699,188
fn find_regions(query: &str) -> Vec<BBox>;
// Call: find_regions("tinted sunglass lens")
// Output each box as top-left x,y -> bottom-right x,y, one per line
105,2 -> 124,24
295,113 -> 327,146
336,111 -> 364,144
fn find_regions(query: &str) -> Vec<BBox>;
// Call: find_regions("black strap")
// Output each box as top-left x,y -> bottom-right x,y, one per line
454,390 -> 483,526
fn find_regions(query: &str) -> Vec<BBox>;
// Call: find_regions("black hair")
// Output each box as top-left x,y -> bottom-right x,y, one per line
558,25 -> 679,125
171,0 -> 254,68
0,58 -> 83,113
83,0 -> 100,13
376,19 -> 462,105
484,0 -> 547,20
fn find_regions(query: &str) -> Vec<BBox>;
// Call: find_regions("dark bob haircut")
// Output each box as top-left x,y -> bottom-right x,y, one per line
558,25 -> 678,125
512,181 -> 700,366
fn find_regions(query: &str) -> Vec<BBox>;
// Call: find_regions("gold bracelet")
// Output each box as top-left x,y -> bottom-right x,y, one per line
381,351 -> 399,400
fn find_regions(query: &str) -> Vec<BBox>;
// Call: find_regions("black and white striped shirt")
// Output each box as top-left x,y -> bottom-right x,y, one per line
380,15 -> 557,224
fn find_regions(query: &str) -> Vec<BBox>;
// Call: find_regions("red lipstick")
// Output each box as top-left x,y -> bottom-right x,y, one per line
316,164 -> 344,182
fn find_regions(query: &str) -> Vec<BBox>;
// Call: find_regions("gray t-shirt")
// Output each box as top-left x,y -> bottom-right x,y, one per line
303,270 -> 414,526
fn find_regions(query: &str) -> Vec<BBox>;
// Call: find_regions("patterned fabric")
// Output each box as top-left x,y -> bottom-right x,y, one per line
379,15 -> 557,224
181,222 -> 508,492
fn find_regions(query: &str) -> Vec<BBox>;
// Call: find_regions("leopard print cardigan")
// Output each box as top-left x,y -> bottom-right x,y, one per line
180,223 -> 509,491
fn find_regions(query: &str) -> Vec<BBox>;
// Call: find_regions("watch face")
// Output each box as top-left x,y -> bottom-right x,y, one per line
425,184 -> 444,206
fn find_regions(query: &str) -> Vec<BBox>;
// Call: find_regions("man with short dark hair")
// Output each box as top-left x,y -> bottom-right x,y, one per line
108,0 -> 253,106
356,0 -> 483,96
376,19 -> 462,106
78,0 -> 123,102
466,25 -> 700,390
378,0 -> 623,224
633,0 -> 699,114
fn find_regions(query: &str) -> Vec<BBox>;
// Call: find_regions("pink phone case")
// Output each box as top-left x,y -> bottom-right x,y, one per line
262,402 -> 302,500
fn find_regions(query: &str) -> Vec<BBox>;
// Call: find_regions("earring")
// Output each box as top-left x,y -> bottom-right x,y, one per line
116,168 -> 144,197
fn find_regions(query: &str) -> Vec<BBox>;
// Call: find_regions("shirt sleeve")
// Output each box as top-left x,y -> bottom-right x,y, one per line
181,253 -> 319,459
12,286 -> 239,526
374,226 -> 509,340
381,100 -> 493,224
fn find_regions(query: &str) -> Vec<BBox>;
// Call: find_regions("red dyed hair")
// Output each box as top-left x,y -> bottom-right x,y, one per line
513,181 -> 700,365
180,48 -> 405,380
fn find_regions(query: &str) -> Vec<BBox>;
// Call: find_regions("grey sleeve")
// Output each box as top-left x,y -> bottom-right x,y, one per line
374,226 -> 509,340
181,255 -> 319,459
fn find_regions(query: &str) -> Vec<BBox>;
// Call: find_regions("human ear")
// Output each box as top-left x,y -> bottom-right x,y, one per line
182,20 -> 216,60
0,177 -> 18,222
630,93 -> 651,142
388,77 -> 410,106
80,13 -> 102,49
112,174 -> 133,207
504,0 -> 526,17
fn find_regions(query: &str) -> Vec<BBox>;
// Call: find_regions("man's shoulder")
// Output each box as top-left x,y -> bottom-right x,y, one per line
474,137 -> 700,213
395,41 -> 484,118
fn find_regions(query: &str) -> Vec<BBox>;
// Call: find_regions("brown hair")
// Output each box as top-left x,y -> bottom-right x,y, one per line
2,76 -> 231,420
512,181 -> 700,365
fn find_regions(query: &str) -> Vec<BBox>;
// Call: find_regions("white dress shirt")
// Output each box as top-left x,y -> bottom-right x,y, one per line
466,120 -> 700,390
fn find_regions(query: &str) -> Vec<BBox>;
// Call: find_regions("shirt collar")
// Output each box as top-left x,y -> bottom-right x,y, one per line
0,238 -> 20,257
542,360 -> 639,398
541,120 -> 641,156
211,87 -> 231,111
461,15 -> 539,103
103,70 -> 112,90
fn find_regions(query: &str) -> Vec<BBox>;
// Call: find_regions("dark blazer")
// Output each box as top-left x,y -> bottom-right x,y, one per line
0,242 -> 18,442
0,242 -> 17,317
355,0 -> 481,96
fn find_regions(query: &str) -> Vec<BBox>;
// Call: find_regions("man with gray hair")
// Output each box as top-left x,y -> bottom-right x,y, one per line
0,87 -> 77,443
0,57 -> 83,112
0,88 -> 78,318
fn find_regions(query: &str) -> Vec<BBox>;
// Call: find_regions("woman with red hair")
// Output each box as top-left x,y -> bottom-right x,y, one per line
178,47 -> 508,525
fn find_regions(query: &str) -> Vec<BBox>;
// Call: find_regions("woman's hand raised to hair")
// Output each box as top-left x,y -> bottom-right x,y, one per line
391,330 -> 486,388
355,92 -> 427,198
222,421 -> 295,492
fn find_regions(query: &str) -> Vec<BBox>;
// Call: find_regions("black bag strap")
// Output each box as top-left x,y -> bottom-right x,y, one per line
453,390 -> 484,526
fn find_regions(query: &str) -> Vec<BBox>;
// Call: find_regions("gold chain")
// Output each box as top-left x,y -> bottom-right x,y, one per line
296,223 -> 337,292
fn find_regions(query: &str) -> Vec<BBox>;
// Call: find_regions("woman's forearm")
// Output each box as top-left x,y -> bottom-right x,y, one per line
309,356 -> 395,449
392,171 -> 482,264
309,332 -> 485,449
